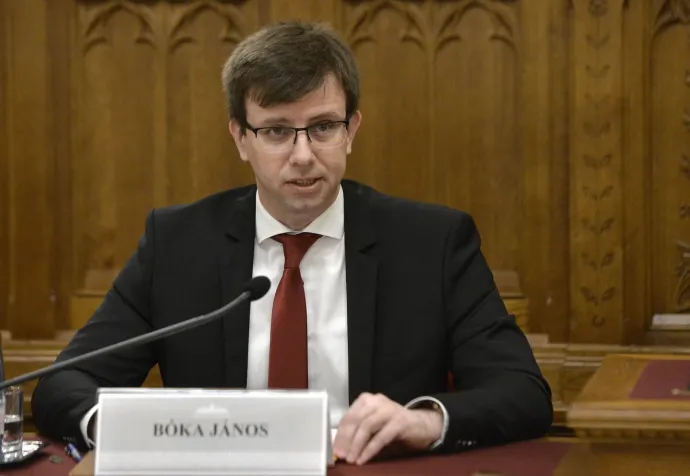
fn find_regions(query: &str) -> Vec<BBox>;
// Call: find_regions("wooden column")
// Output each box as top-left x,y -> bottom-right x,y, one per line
621,0 -> 652,344
569,0 -> 626,343
4,0 -> 56,339
520,0 -> 571,341
0,0 -> 10,332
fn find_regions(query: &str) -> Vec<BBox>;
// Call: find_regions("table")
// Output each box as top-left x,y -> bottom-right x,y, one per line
0,438 -> 76,476
3,437 -> 690,475
567,353 -> 690,440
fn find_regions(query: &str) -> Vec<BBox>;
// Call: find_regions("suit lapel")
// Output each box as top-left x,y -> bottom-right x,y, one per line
219,188 -> 257,388
342,181 -> 378,404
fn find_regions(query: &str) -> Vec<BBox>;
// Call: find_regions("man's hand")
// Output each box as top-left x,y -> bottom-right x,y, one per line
332,393 -> 443,465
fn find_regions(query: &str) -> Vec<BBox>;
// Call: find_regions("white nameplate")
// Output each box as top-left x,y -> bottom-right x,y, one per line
93,388 -> 332,476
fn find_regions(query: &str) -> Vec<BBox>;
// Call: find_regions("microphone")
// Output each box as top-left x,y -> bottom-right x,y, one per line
0,276 -> 271,391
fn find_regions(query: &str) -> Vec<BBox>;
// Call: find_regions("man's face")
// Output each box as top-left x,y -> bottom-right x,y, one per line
229,74 -> 361,229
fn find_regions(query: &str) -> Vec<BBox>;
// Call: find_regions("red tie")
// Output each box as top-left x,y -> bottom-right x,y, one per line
267,232 -> 321,389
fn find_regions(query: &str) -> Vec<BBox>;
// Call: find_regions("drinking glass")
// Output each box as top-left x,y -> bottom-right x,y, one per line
1,386 -> 23,456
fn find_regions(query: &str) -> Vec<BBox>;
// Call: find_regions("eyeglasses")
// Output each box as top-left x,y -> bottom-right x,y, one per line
245,120 -> 350,154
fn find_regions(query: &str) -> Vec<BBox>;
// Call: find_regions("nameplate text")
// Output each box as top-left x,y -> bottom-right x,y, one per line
93,388 -> 331,476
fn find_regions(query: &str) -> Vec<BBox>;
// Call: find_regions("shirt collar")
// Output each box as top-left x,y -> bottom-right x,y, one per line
255,185 -> 344,245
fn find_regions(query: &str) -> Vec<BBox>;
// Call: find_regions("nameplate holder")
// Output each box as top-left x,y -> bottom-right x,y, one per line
93,388 -> 331,476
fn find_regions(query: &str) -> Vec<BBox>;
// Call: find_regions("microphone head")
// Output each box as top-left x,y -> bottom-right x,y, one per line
246,276 -> 271,300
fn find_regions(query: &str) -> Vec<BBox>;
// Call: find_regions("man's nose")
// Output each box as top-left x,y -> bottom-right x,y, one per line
289,131 -> 314,165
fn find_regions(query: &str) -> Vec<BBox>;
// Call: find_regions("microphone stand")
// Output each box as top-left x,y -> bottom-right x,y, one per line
0,289 -> 254,391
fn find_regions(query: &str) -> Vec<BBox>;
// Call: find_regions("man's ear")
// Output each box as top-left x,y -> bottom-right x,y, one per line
345,110 -> 362,155
229,120 -> 249,162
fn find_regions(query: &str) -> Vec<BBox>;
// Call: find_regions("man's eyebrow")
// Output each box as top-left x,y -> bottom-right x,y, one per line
254,112 -> 345,127
254,116 -> 290,127
306,112 -> 344,122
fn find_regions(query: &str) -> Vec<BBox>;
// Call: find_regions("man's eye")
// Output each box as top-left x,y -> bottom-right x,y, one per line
259,127 -> 289,137
314,123 -> 332,132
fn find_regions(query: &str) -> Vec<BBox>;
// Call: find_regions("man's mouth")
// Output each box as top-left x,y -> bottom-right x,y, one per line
288,178 -> 320,187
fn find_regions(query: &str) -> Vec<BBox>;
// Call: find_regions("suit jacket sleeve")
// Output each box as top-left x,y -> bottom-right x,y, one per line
430,212 -> 553,452
31,211 -> 158,449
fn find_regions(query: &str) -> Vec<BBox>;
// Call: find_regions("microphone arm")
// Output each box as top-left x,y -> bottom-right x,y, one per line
0,276 -> 269,391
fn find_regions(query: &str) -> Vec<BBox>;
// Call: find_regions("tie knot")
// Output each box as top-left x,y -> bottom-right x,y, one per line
273,233 -> 321,268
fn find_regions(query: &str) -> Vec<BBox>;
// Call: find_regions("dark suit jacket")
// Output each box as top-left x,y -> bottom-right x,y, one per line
32,179 -> 552,452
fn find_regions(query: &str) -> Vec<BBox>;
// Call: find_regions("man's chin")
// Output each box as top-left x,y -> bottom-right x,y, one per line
281,196 -> 330,223
285,197 -> 325,214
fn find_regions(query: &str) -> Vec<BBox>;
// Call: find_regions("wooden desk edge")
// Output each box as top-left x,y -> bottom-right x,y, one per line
605,353 -> 690,361
69,451 -> 94,476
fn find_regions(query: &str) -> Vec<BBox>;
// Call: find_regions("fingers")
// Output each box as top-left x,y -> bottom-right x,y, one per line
356,412 -> 405,465
334,393 -> 407,465
333,393 -> 378,458
346,407 -> 390,463
334,394 -> 444,465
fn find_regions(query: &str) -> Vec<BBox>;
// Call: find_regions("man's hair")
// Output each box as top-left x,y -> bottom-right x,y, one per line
221,21 -> 360,131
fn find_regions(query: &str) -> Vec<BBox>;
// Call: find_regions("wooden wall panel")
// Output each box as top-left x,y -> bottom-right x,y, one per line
622,0 -> 653,345
49,0 -> 75,332
650,2 -> 690,316
3,0 -> 56,339
267,0 -> 341,25
342,3 -> 434,204
73,2 -> 160,297
519,0 -> 572,342
619,0 -> 690,344
166,1 -> 258,205
69,1 -> 261,326
0,0 -> 9,331
340,0 -> 573,340
569,0 -> 626,343
1,0 -> 689,347
433,4 -> 521,274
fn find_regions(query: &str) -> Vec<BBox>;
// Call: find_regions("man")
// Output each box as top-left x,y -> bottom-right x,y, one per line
32,21 -> 552,465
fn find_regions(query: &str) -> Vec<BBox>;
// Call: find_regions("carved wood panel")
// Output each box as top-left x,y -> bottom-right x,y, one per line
342,2 -> 435,204
648,0 -> 690,314
2,0 -> 690,345
569,0 -> 625,342
340,0 -> 574,340
71,0 -> 260,308
343,1 -> 523,275
74,2 -> 160,295
166,2 -> 255,206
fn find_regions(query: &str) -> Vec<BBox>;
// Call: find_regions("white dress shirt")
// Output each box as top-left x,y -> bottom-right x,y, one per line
247,185 -> 350,428
80,185 -> 448,448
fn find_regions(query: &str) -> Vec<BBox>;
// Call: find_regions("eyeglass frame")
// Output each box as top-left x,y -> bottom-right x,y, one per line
244,119 -> 351,152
